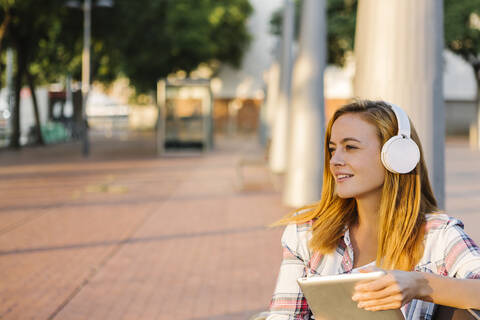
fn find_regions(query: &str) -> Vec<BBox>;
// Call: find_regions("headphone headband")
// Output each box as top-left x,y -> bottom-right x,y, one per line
388,103 -> 411,138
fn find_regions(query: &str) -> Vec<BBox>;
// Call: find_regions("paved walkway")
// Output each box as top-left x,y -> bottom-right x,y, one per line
0,133 -> 479,320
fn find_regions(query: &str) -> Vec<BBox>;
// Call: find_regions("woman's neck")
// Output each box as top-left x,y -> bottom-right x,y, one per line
350,192 -> 382,267
354,191 -> 381,232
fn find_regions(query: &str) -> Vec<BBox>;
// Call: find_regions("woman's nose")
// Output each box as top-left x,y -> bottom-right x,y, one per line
330,151 -> 345,166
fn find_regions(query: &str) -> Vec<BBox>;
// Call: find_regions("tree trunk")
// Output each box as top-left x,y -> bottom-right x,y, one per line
0,10 -> 11,47
26,70 -> 45,145
9,48 -> 26,149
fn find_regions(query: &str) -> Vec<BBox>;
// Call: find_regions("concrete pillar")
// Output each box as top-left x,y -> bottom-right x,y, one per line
354,0 -> 445,208
283,0 -> 327,207
269,0 -> 295,173
259,46 -> 281,146
262,58 -> 280,144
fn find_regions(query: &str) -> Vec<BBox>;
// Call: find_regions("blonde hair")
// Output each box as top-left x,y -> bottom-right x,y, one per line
276,100 -> 438,270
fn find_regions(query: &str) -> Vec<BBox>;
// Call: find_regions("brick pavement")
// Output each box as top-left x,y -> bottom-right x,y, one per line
0,134 -> 287,320
0,134 -> 479,320
444,139 -> 480,242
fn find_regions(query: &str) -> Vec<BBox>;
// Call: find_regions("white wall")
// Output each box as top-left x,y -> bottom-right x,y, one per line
323,50 -> 477,102
214,0 -> 283,99
443,50 -> 476,101
0,87 -> 49,145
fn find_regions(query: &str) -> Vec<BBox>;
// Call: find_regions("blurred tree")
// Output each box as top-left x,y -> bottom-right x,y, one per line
1,0 -> 253,148
444,0 -> 480,144
109,0 -> 253,93
0,1 -> 11,81
0,0 -> 67,147
0,0 -> 92,147
445,1 -> 480,78
270,0 -> 480,105
270,0 -> 357,66
29,5 -> 121,86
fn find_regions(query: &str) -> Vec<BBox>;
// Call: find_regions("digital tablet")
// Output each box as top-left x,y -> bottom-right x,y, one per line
297,271 -> 405,320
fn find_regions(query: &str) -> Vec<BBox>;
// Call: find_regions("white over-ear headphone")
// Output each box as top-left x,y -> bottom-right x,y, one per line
380,103 -> 420,174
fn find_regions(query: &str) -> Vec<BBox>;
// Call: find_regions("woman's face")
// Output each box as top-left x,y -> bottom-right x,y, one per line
328,113 -> 385,200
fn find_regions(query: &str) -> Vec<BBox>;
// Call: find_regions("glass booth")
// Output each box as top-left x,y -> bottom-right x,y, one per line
156,79 -> 213,154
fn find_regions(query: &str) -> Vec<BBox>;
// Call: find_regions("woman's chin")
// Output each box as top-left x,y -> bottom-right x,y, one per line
335,191 -> 354,199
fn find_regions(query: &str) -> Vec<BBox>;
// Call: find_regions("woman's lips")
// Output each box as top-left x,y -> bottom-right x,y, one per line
336,174 -> 354,182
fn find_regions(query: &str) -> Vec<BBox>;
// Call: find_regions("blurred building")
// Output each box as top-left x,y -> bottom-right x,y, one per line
213,0 -> 283,135
0,87 -> 49,145
323,50 -> 477,137
443,50 -> 477,136
213,0 -> 477,137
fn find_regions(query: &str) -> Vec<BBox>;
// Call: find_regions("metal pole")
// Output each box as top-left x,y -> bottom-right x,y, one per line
283,0 -> 327,207
156,80 -> 166,156
268,0 -> 294,173
65,74 -> 73,117
81,0 -> 91,156
354,0 -> 445,208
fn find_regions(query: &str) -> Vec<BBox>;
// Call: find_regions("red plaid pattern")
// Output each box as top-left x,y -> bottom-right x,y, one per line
267,214 -> 480,320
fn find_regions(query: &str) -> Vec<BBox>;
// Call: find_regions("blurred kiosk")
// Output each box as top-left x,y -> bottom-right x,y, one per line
156,79 -> 214,155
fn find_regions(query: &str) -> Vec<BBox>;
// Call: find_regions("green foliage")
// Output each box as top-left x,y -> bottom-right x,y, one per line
109,0 -> 253,92
269,0 -> 480,76
0,0 -> 70,147
1,0 -> 58,57
28,7 -> 83,83
1,0 -> 86,84
270,0 -> 357,66
444,0 -> 480,77
326,0 -> 356,66
270,0 -> 302,39
0,0 -> 253,92
18,1 -> 121,86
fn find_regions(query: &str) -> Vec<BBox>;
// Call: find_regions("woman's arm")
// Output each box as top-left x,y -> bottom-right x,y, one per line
353,217 -> 480,311
351,270 -> 480,311
419,272 -> 480,309
267,246 -> 309,318
267,223 -> 312,319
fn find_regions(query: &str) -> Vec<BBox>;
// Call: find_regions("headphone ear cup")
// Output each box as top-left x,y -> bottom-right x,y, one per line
381,136 -> 420,174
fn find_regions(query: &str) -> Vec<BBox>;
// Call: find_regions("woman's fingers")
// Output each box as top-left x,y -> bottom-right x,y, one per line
352,270 -> 421,311
355,273 -> 396,292
360,300 -> 404,311
355,289 -> 403,307
352,283 -> 402,302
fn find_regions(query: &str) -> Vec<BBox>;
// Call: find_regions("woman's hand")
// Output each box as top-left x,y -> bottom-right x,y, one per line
351,268 -> 430,311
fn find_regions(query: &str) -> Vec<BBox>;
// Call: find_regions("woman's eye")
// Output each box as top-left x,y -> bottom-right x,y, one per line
345,145 -> 358,150
328,148 -> 335,154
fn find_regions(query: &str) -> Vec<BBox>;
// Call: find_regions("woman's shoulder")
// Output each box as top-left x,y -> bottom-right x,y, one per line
288,208 -> 316,230
281,216 -> 315,262
421,213 -> 480,278
424,212 -> 464,233
282,219 -> 313,240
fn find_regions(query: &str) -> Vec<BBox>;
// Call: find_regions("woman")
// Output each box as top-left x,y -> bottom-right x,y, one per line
267,100 -> 480,320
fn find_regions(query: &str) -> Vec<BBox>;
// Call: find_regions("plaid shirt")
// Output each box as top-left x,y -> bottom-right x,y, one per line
267,214 -> 480,320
